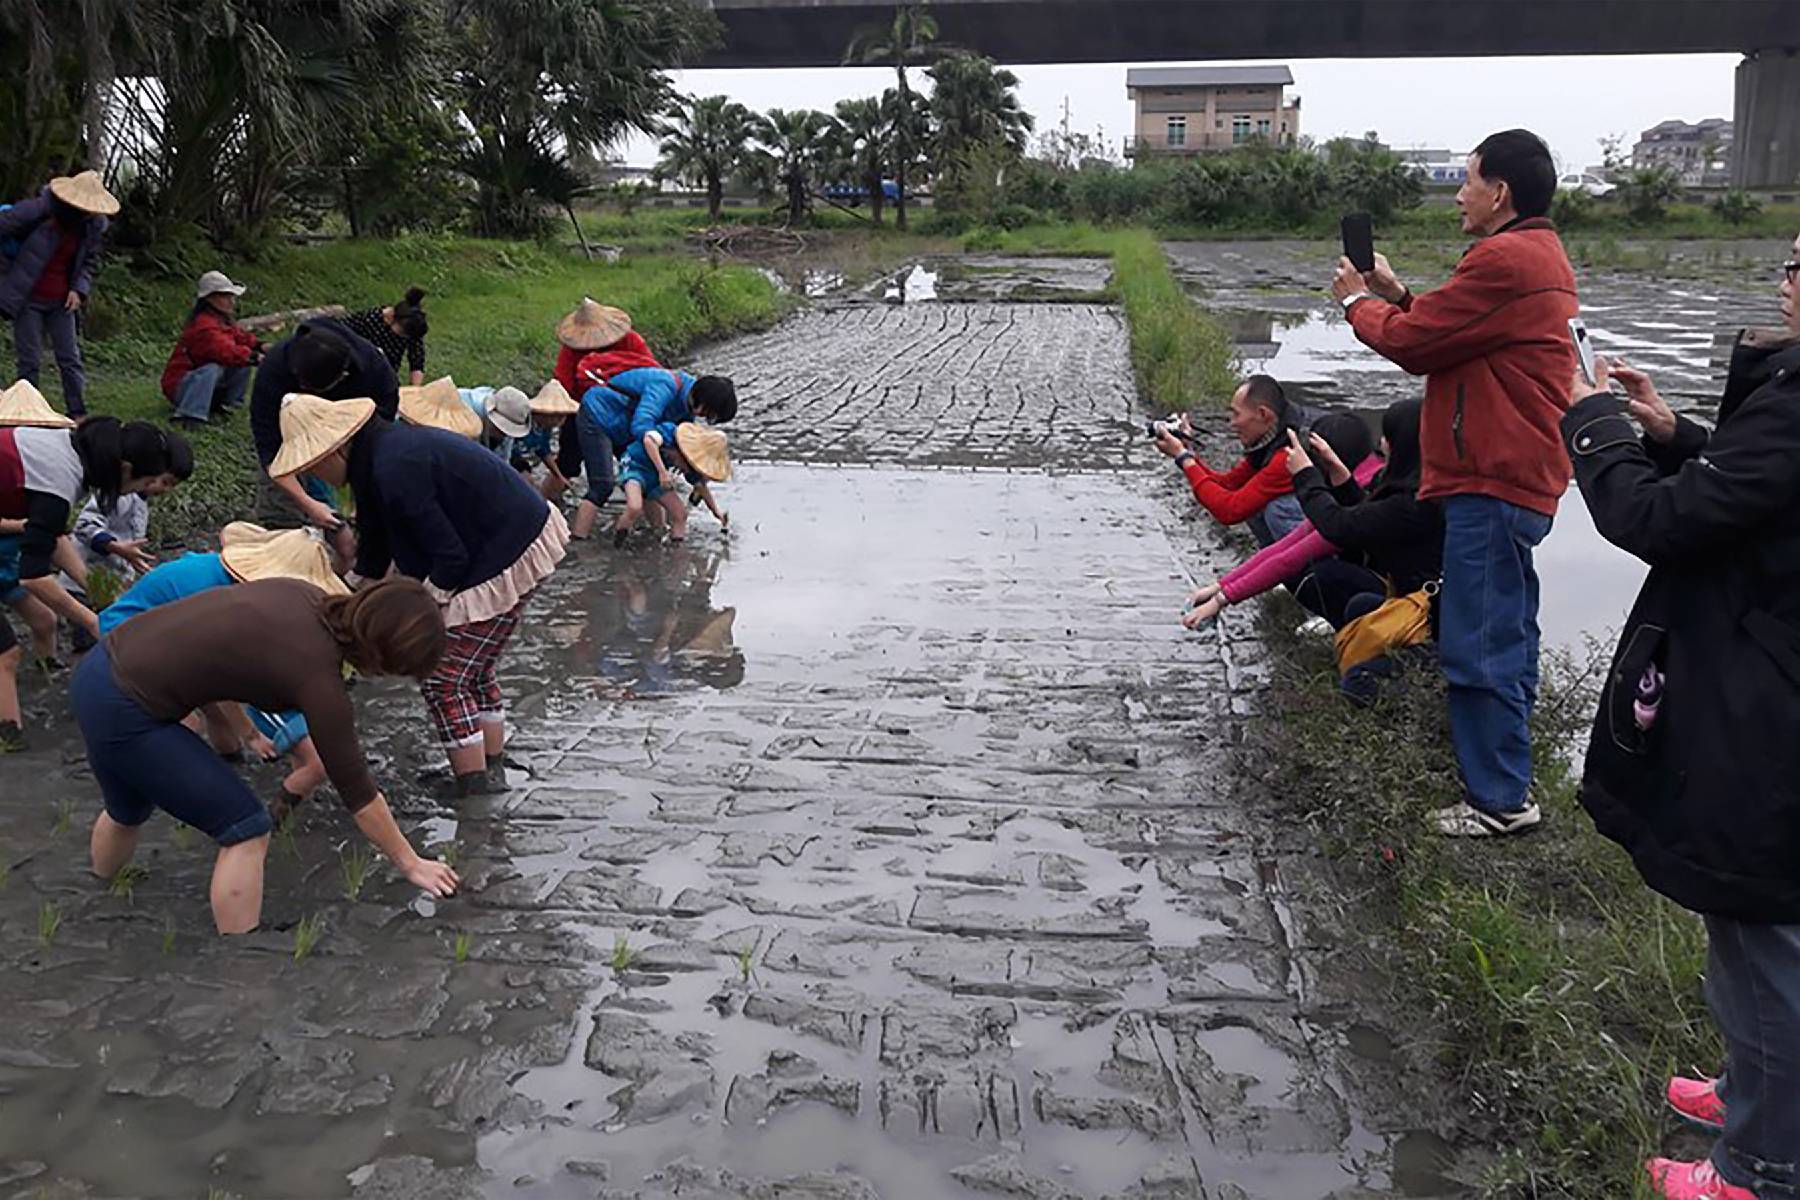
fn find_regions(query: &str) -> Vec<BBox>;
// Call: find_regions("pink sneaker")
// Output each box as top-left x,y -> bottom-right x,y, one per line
1666,1075 -> 1726,1133
1646,1158 -> 1756,1200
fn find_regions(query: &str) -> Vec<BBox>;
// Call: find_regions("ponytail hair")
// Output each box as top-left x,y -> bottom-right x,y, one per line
72,418 -> 194,511
393,286 -> 428,340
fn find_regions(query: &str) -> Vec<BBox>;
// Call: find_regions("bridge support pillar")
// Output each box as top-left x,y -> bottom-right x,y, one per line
1733,48 -> 1800,189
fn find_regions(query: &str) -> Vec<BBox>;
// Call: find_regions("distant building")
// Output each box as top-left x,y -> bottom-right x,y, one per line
1633,118 -> 1733,185
1125,66 -> 1301,158
1396,148 -> 1469,185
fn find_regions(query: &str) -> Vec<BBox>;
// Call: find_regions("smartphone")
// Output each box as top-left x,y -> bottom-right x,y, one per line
1341,212 -> 1375,273
1569,317 -> 1597,385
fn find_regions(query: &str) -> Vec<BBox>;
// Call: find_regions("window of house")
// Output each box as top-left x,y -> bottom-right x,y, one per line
1232,115 -> 1252,143
1166,116 -> 1187,147
1256,118 -> 1272,138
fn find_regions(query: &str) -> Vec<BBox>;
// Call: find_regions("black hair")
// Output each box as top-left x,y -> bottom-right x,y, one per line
1242,374 -> 1288,423
288,323 -> 354,392
72,418 -> 192,510
1374,398 -> 1424,494
1471,129 -> 1556,220
1310,411 -> 1375,473
691,375 -> 738,424
393,286 -> 428,341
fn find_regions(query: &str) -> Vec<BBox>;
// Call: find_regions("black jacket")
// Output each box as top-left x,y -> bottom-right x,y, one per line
1564,331 -> 1800,921
1291,400 -> 1444,595
250,317 -> 400,468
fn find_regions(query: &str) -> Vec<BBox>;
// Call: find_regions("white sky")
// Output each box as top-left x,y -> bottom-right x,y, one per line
620,53 -> 1741,172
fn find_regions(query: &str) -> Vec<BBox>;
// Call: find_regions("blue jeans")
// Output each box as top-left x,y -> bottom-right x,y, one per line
1438,494 -> 1552,814
574,400 -> 620,504
13,300 -> 85,416
1706,915 -> 1800,1195
70,646 -> 274,846
171,362 -> 251,422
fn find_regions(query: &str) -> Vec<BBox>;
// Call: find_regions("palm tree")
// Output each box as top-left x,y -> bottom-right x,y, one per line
844,5 -> 946,230
751,108 -> 838,226
832,96 -> 891,225
657,94 -> 754,220
927,52 -> 1033,168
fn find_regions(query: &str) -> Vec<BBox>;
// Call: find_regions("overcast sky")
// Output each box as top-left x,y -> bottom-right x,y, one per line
620,53 -> 1740,171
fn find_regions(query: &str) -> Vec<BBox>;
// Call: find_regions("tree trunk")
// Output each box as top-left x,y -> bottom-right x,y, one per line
342,168 -> 363,238
83,59 -> 114,172
868,169 -> 885,225
564,201 -> 594,260
895,64 -> 911,231
707,173 -> 723,221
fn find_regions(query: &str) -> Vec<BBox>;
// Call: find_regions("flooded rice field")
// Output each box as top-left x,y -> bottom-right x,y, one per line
1165,237 -> 1795,650
0,282 -> 1459,1197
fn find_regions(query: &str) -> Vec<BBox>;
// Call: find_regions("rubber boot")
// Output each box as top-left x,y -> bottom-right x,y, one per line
485,753 -> 510,792
453,772 -> 498,798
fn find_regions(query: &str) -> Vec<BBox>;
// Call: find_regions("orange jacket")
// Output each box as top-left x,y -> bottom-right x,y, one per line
1348,217 -> 1579,516
1179,451 -> 1293,526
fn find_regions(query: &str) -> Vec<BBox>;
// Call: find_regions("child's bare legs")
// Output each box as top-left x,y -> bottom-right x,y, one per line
572,499 -> 601,539
10,595 -> 57,660
210,835 -> 270,934
657,492 -> 689,541
89,810 -> 143,879
613,481 -> 646,537
0,645 -> 22,734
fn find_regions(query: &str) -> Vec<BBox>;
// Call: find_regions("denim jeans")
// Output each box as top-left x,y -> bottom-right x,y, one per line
170,362 -> 251,422
13,300 -> 85,416
1438,494 -> 1552,814
1706,915 -> 1800,1196
574,400 -> 619,504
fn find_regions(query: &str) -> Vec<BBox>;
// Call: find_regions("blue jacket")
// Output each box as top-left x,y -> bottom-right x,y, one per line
349,421 -> 549,592
0,192 -> 107,317
600,368 -> 695,450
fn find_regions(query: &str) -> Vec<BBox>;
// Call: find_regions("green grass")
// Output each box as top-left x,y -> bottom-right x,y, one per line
292,913 -> 325,961
1105,229 -> 1238,413
339,843 -> 372,902
1156,200 -> 1800,243
453,930 -> 474,965
37,900 -> 61,947
610,932 -> 635,974
107,863 -> 150,904
1254,608 -> 1715,1194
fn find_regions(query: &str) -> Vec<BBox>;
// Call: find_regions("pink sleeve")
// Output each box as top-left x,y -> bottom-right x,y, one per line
1219,522 -> 1338,603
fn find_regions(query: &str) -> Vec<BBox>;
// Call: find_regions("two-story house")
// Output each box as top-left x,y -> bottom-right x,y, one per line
1125,65 -> 1301,157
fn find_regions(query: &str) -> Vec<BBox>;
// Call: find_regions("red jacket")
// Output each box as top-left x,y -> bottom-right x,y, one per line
553,331 -> 659,399
162,308 -> 262,399
1347,217 -> 1578,516
1179,450 -> 1293,526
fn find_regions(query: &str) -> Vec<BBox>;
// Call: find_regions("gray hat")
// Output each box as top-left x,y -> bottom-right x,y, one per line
486,386 -> 532,439
196,270 -> 247,300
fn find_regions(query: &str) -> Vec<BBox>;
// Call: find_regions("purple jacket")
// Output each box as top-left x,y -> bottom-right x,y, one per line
0,192 -> 107,318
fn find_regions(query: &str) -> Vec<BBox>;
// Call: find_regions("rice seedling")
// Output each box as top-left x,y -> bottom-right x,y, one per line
38,901 -> 61,947
339,843 -> 372,901
292,913 -> 324,961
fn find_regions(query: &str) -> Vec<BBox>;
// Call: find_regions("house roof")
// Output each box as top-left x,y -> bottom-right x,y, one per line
1127,66 -> 1294,90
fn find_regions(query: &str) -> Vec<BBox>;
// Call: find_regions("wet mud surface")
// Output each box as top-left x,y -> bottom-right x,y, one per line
1164,237 -> 1793,650
1,291 -> 1454,1198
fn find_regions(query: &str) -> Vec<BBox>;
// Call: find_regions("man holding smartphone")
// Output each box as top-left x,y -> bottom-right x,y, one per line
1329,129 -> 1579,839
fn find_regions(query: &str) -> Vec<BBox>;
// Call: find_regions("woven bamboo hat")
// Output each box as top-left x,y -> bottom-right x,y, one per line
0,380 -> 75,428
219,523 -> 350,596
398,375 -> 481,439
556,298 -> 632,351
675,424 -> 732,482
268,393 -> 376,479
48,170 -> 120,217
531,378 -> 578,417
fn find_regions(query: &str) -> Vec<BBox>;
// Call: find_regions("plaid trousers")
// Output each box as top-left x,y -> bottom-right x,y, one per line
422,602 -> 524,746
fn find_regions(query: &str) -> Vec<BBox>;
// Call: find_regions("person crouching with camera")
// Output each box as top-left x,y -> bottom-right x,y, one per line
1152,374 -> 1308,548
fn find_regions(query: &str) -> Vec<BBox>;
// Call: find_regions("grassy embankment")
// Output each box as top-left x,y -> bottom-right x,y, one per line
15,235 -> 791,542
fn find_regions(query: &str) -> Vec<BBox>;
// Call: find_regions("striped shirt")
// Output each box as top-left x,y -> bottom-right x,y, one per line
346,307 -> 425,377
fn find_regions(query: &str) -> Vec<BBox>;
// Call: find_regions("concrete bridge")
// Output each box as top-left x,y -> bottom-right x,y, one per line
699,0 -> 1800,187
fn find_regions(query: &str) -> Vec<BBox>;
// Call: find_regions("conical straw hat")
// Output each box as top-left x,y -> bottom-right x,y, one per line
675,424 -> 732,482
398,375 -> 481,439
0,380 -> 75,428
221,526 -> 350,596
219,521 -> 280,549
531,378 -> 578,416
47,170 -> 120,217
556,298 -> 632,351
268,393 -> 377,479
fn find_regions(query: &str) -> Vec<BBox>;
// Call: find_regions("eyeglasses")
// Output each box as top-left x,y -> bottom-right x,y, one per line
1785,260 -> 1800,285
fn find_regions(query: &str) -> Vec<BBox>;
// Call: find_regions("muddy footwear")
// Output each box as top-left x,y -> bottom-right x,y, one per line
1645,1159 -> 1755,1200
1432,801 -> 1542,838
1666,1076 -> 1726,1134
484,754 -> 511,792
0,720 -> 25,754
454,771 -> 501,799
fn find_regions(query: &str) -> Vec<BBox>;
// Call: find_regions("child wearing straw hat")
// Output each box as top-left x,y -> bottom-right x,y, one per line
98,524 -> 348,820
398,376 -> 483,439
269,392 -> 569,796
74,577 -> 459,934
0,171 -> 118,419
613,422 -> 731,546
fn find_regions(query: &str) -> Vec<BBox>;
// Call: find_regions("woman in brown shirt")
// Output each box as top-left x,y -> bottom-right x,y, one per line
70,576 -> 460,933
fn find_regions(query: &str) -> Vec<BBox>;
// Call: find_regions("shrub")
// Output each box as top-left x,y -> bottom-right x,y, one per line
1710,189 -> 1764,226
990,203 -> 1039,231
1613,165 -> 1684,222
1551,187 -> 1598,228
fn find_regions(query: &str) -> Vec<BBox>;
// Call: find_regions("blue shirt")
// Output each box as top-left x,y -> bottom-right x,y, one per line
99,553 -> 234,635
581,368 -> 695,455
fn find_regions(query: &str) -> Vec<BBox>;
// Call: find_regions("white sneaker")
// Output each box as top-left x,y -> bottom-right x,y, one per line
1432,802 -> 1542,838
1294,615 -> 1333,637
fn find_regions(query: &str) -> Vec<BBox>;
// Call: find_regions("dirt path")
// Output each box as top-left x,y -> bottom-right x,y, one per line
0,288 -> 1434,1199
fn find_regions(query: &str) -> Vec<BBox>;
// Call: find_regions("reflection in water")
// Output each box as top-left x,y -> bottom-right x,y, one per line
574,544 -> 746,698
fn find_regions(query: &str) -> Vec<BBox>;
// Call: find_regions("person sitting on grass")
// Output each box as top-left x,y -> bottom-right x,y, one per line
614,423 -> 731,547
98,524 -> 348,824
1181,411 -> 1379,628
74,577 -> 459,935
162,270 -> 263,429
1154,374 -> 1308,547
345,286 -> 429,387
